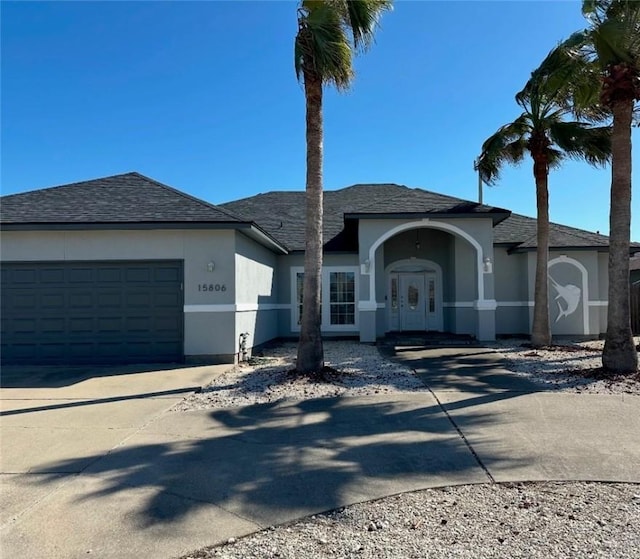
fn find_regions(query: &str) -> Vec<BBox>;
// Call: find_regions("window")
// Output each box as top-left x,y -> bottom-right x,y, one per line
291,267 -> 358,331
295,271 -> 304,325
390,275 -> 398,310
329,271 -> 355,325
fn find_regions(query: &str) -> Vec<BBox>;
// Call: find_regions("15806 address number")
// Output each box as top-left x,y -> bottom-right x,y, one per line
198,284 -> 227,292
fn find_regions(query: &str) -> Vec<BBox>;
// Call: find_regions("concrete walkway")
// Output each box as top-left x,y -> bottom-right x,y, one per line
1,349 -> 639,559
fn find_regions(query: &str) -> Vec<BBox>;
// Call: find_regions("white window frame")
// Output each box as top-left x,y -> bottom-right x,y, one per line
290,266 -> 359,332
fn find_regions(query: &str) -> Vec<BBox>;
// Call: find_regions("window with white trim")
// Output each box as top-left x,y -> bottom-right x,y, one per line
291,266 -> 358,331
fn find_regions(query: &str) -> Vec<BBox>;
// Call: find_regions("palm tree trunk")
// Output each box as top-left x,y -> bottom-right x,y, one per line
297,70 -> 324,373
531,156 -> 551,348
602,99 -> 637,374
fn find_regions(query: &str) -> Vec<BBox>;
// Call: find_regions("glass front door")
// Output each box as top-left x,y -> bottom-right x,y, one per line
399,273 -> 426,331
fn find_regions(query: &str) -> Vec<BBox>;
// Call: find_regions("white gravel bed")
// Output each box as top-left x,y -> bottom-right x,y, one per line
176,339 -> 640,413
492,338 -> 640,395
180,481 -> 640,559
174,341 -> 428,411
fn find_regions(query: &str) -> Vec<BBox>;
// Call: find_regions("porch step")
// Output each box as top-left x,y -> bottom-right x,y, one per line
379,332 -> 478,349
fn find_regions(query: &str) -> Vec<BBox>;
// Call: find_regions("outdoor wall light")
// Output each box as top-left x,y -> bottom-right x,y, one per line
361,259 -> 371,274
483,257 -> 493,274
207,261 -> 215,272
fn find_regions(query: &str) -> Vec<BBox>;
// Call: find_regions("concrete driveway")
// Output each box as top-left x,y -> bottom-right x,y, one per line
1,361 -> 228,554
2,348 -> 639,559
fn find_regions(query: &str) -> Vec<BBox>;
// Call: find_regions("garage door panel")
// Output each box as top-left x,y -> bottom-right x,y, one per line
12,268 -> 39,284
155,291 -> 182,307
126,268 -> 152,282
96,268 -> 123,282
96,291 -> 123,308
39,268 -> 66,284
3,318 -> 37,336
96,316 -> 122,332
68,267 -> 95,283
69,317 -> 95,333
5,291 -> 38,310
5,343 -> 38,359
40,343 -> 68,359
41,292 -> 66,310
41,317 -> 67,334
154,315 -> 182,332
1,261 -> 184,364
126,291 -> 152,308
154,267 -> 181,282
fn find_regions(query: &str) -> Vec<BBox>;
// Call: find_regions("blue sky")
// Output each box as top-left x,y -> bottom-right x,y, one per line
2,0 -> 638,240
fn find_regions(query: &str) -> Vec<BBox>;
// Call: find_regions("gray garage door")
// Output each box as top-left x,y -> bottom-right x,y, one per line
1,261 -> 184,364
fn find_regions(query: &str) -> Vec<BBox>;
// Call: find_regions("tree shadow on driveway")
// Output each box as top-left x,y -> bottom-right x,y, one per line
28,392 -> 531,532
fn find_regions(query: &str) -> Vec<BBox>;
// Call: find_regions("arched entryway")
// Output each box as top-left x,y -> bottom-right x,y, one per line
359,219 -> 497,342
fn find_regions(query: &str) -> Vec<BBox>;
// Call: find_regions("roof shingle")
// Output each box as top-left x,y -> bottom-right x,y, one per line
1,172 -> 243,224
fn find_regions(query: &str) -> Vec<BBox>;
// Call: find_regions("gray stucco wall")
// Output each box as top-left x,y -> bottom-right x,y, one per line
494,249 -> 529,335
234,231 -> 279,355
0,229 -> 238,360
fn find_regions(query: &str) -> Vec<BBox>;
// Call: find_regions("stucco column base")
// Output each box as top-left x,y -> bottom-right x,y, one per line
358,306 -> 377,343
474,299 -> 497,341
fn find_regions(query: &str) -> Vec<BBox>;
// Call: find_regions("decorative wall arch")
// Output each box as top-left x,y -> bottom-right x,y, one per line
365,219 -> 488,307
548,255 -> 589,335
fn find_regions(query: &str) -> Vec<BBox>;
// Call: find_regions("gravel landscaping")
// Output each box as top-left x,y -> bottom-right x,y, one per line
491,338 -> 640,395
175,338 -> 640,413
175,339 -> 640,559
180,482 -> 640,559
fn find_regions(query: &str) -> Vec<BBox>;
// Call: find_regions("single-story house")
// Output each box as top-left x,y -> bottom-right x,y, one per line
0,172 -> 629,364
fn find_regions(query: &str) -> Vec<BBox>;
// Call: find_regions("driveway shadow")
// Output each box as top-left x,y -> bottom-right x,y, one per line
28,393 -> 530,529
381,345 -> 542,394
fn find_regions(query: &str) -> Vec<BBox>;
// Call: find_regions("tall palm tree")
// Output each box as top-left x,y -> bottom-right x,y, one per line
477,72 -> 611,348
294,0 -> 391,374
541,0 -> 639,372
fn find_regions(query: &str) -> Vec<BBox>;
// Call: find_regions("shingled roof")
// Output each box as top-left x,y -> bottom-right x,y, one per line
493,212 -> 620,251
222,182 -> 623,253
222,183 -> 512,251
3,175 -> 628,254
0,172 -> 245,226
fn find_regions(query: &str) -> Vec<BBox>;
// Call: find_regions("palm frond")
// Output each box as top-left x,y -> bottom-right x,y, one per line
477,115 -> 530,185
342,0 -> 392,52
295,0 -> 392,89
549,120 -> 612,165
296,2 -> 354,89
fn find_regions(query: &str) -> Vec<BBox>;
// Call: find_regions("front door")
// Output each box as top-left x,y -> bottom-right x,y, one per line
400,273 -> 426,331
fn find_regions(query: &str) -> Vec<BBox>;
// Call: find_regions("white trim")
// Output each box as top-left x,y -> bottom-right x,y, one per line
474,299 -> 497,311
443,301 -> 475,308
495,301 -> 535,307
184,303 -> 288,313
366,219 -> 489,309
185,304 -> 236,313
291,266 -> 360,332
588,301 -> 608,307
548,255 -> 589,335
358,301 -> 384,311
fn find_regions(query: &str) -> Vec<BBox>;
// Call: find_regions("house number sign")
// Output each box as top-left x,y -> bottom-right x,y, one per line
198,284 -> 227,292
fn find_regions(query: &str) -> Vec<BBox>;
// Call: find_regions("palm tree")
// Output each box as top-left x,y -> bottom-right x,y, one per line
477,71 -> 611,348
542,0 -> 639,373
294,0 -> 392,374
